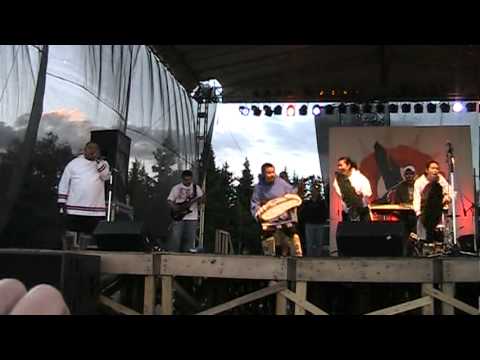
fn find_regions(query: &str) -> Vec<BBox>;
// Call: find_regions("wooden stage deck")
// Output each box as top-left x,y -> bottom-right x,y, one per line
1,249 -> 480,315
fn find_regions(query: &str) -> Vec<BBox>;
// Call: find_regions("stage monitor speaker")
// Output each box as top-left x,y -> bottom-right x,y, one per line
336,222 -> 406,257
90,129 -> 131,203
0,250 -> 100,314
94,221 -> 146,251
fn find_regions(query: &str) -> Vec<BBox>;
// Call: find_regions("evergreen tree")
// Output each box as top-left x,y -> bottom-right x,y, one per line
0,132 -> 74,248
234,158 -> 261,254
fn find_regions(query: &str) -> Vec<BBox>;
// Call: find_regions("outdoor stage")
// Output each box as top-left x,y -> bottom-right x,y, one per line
1,249 -> 479,315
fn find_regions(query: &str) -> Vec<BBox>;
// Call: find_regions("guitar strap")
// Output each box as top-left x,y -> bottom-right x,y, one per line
192,182 -> 197,200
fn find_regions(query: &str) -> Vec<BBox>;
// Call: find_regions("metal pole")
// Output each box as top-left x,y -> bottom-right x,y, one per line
450,171 -> 458,246
474,168 -> 478,254
107,173 -> 113,222
198,175 -> 207,249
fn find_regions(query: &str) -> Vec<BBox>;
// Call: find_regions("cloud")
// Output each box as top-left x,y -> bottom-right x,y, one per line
211,130 -> 252,155
0,122 -> 19,150
37,109 -> 93,152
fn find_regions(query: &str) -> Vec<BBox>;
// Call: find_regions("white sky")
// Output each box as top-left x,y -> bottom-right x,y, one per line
212,103 -> 322,180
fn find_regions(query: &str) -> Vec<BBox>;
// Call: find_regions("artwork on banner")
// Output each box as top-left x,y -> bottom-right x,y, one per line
329,126 -> 474,253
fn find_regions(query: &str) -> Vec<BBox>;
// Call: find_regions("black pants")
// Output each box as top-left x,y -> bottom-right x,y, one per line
65,215 -> 104,234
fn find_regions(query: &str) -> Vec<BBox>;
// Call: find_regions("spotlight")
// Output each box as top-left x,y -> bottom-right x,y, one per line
414,103 -> 423,113
440,103 -> 450,113
401,103 -> 411,113
239,106 -> 250,116
312,105 -> 321,116
299,104 -> 308,116
426,103 -> 436,113
350,104 -> 360,114
273,105 -> 282,115
338,103 -> 347,114
466,102 -> 477,112
453,102 -> 464,113
325,105 -> 334,115
263,105 -> 273,117
376,104 -> 385,113
363,103 -> 372,113
286,105 -> 295,117
388,103 -> 399,113
251,105 -> 262,116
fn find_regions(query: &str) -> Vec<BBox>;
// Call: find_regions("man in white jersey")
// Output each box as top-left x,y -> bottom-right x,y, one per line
167,170 -> 204,252
413,160 -> 451,242
58,142 -> 110,250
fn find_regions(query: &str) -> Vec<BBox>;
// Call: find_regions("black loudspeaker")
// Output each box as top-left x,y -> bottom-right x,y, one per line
336,222 -> 406,257
90,129 -> 131,203
94,221 -> 146,251
0,250 -> 100,314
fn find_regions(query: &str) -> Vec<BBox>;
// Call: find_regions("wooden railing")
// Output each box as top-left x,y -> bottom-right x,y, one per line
2,249 -> 478,315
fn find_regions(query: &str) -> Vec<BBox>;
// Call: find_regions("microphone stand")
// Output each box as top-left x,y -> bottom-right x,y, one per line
106,167 -> 118,223
446,143 -> 458,249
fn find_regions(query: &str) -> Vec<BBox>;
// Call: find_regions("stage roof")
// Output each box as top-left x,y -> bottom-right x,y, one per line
150,45 -> 480,103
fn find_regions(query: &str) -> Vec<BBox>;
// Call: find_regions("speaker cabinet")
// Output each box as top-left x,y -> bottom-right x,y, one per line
336,222 -> 406,257
90,129 -> 131,203
94,221 -> 145,251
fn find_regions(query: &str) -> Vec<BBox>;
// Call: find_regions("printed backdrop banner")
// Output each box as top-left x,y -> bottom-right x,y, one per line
329,126 -> 474,253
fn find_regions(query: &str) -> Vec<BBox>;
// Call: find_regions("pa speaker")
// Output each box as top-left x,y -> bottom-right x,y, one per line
0,250 -> 100,314
90,129 -> 131,203
94,221 -> 146,251
336,222 -> 406,257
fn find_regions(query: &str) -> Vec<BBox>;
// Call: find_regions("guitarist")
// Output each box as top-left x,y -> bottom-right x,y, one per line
167,170 -> 204,252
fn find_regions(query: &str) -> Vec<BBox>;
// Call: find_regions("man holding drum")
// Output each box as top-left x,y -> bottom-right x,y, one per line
251,163 -> 303,257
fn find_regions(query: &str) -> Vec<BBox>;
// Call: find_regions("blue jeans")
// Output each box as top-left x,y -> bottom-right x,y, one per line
305,223 -> 328,256
168,220 -> 198,252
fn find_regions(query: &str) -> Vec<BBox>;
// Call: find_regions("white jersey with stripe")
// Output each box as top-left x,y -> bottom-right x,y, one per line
57,155 -> 110,216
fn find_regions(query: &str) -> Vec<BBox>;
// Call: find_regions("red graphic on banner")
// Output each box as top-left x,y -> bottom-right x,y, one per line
359,145 -> 433,199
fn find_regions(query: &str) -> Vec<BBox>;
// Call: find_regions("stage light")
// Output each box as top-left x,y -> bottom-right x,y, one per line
350,104 -> 360,114
325,105 -> 334,115
401,103 -> 411,113
363,103 -> 372,113
414,103 -> 423,113
466,102 -> 478,112
440,103 -> 450,113
312,105 -> 321,116
273,105 -> 282,115
239,106 -> 250,116
376,104 -> 385,113
286,105 -> 295,117
263,105 -> 273,117
388,104 -> 399,113
338,103 -> 347,114
426,103 -> 436,113
251,105 -> 262,116
453,102 -> 464,112
299,104 -> 308,116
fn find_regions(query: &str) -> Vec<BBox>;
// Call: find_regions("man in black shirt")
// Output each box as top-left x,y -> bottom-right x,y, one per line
299,185 -> 328,256
393,166 -> 416,205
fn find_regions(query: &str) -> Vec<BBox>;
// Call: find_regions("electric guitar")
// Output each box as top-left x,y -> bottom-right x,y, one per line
170,196 -> 202,221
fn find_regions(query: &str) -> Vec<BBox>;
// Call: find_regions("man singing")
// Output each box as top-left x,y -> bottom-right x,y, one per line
413,160 -> 451,242
251,163 -> 303,257
58,142 -> 110,250
333,156 -> 372,222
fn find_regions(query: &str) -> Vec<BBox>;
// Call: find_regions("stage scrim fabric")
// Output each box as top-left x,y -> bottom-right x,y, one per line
329,126 -> 474,253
